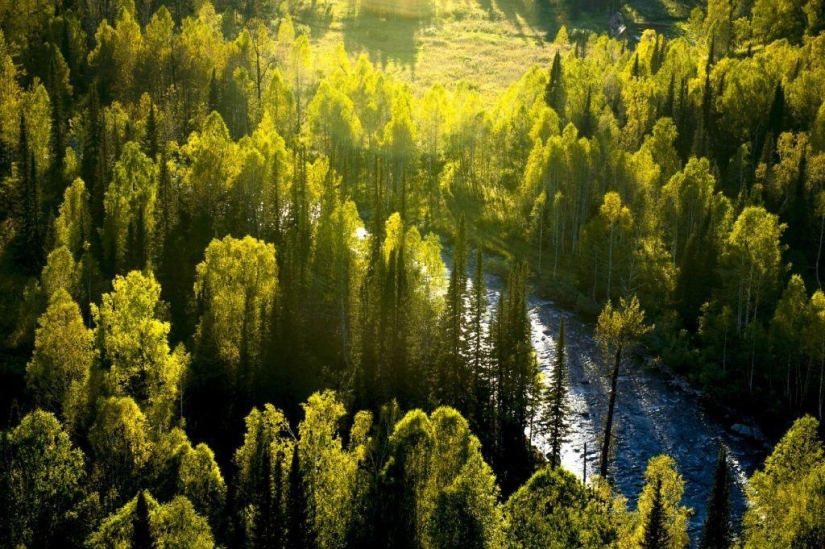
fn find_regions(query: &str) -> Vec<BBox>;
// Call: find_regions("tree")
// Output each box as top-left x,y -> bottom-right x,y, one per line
630,455 -> 691,549
298,390 -> 371,548
435,214 -> 470,411
490,261 -> 540,493
54,177 -> 92,258
0,410 -> 89,548
596,295 -> 653,477
545,50 -> 564,115
381,406 -> 503,548
234,403 -> 291,548
102,141 -> 157,274
642,479 -> 670,549
26,289 -> 96,429
88,396 -> 152,506
93,271 -> 188,429
721,206 -> 786,392
194,235 -> 278,400
504,466 -> 617,548
87,491 -> 215,548
744,415 -> 825,547
699,445 -> 733,549
542,317 -> 569,468
178,442 -> 227,536
134,490 -> 152,549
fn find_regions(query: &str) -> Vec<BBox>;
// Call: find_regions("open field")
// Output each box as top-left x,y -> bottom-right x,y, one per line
297,0 -> 699,101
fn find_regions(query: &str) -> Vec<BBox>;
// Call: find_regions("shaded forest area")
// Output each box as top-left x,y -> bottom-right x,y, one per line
2,0 -> 825,547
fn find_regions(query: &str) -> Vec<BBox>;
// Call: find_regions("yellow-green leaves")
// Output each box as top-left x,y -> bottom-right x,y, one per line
94,271 -> 187,429
382,406 -> 503,549
87,491 -> 215,549
744,415 -> 825,547
26,289 -> 96,428
596,295 -> 654,357
2,410 -> 87,548
299,390 -> 371,548
102,142 -> 158,273
623,455 -> 691,549
194,235 -> 277,391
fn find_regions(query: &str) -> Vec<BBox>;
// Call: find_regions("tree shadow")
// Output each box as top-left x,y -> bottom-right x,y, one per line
341,10 -> 421,71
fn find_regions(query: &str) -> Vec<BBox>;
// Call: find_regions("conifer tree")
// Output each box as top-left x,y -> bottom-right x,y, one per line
436,214 -> 469,410
545,50 -> 564,114
642,478 -> 670,549
287,443 -> 308,549
700,445 -> 733,549
543,317 -> 569,468
133,490 -> 152,549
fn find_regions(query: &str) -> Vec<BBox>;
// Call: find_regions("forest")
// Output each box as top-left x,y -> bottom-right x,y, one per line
1,0 -> 825,547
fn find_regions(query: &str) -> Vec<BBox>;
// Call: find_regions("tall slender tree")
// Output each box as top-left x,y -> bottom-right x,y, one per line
542,317 -> 569,468
642,478 -> 670,549
596,296 -> 653,477
700,445 -> 733,549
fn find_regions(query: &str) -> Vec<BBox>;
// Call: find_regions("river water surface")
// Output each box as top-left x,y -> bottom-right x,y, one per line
476,268 -> 770,543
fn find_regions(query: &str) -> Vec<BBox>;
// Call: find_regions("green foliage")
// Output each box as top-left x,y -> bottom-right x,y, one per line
626,455 -> 691,549
744,415 -> 825,547
194,235 -> 277,396
87,491 -> 214,548
699,446 -> 733,549
26,289 -> 96,429
93,271 -> 187,429
382,406 -> 503,548
505,466 -> 617,548
0,410 -> 90,548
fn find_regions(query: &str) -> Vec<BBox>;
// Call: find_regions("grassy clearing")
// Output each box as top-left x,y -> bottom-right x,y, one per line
300,1 -> 696,102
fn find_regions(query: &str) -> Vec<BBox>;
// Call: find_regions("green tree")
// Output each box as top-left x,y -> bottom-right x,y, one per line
744,415 -> 825,547
194,235 -> 278,400
504,466 -> 617,548
298,390 -> 371,548
541,317 -> 569,468
234,403 -> 291,548
0,410 -> 89,548
93,271 -> 188,429
699,445 -> 733,549
381,406 -> 503,548
102,141 -> 157,274
26,289 -> 96,429
629,455 -> 691,549
89,396 -> 152,506
596,295 -> 653,477
435,214 -> 470,411
87,491 -> 215,548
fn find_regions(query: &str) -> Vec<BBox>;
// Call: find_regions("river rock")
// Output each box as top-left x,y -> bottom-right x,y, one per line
731,423 -> 754,437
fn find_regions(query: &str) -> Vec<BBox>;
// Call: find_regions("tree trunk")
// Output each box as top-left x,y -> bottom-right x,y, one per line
599,344 -> 622,478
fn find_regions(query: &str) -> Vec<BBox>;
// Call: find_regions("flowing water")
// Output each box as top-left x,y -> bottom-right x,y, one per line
475,267 -> 770,543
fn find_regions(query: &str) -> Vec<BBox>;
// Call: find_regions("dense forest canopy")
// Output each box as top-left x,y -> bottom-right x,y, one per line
2,0 -> 825,547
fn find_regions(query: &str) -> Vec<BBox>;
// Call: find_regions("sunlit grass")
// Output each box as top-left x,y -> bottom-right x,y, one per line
301,0 -> 694,102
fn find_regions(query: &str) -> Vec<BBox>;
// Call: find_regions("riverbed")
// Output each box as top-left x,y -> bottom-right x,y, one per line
477,268 -> 771,543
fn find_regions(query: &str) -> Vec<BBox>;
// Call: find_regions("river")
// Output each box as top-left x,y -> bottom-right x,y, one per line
476,267 -> 771,544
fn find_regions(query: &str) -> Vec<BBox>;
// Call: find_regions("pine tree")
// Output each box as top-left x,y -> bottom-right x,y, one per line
642,478 -> 670,549
469,246 -> 490,439
699,445 -> 733,549
143,103 -> 159,161
209,68 -> 221,115
436,214 -> 470,410
543,317 -> 569,468
17,114 -> 44,273
545,51 -> 564,114
492,261 -> 537,494
287,444 -> 308,549
133,491 -> 152,549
